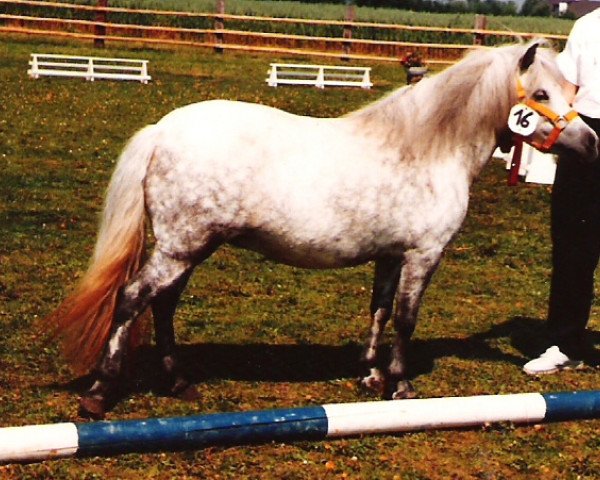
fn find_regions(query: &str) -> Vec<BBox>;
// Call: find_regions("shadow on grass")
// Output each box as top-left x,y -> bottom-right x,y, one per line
55,316 -> 600,396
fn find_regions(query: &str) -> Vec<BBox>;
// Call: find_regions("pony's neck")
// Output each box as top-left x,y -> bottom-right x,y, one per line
349,47 -> 518,180
427,53 -> 516,178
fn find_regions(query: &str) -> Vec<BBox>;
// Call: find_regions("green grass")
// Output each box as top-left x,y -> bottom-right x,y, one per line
1,37 -> 599,479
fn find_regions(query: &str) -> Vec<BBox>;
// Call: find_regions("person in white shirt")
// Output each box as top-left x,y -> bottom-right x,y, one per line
524,8 -> 600,374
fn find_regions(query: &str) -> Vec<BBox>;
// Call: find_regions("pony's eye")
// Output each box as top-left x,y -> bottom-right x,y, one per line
533,89 -> 549,102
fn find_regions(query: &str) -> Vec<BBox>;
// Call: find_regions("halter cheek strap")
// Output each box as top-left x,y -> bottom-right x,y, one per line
515,78 -> 579,152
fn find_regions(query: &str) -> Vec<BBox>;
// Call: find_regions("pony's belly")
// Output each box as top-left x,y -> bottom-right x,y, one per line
228,233 -> 376,269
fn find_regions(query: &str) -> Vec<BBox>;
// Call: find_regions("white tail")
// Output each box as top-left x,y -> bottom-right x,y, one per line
46,125 -> 158,373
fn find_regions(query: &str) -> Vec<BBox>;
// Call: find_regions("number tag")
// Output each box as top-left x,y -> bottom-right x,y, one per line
508,104 -> 540,136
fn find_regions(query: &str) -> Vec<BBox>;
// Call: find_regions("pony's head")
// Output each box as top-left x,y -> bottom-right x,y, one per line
511,40 -> 598,161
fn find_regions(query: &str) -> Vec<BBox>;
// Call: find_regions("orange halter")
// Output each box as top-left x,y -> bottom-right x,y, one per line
508,78 -> 579,186
515,78 -> 579,152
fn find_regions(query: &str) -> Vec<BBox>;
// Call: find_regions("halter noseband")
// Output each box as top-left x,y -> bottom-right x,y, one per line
515,77 -> 579,152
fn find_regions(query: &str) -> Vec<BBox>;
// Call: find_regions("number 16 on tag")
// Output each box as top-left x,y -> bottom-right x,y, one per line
508,103 -> 540,137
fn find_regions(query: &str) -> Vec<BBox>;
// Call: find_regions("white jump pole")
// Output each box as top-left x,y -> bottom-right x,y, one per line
1,391 -> 599,463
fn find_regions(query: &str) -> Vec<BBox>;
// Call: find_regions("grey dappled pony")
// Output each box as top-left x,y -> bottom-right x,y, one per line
46,40 -> 598,419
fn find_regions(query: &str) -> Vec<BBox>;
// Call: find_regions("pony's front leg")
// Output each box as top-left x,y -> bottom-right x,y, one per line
360,258 -> 402,394
80,251 -> 193,419
386,249 -> 442,400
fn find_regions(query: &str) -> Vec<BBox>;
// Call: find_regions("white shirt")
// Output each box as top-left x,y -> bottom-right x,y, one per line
556,8 -> 600,118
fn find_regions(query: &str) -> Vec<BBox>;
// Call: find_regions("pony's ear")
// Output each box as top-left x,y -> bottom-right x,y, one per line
519,43 -> 539,72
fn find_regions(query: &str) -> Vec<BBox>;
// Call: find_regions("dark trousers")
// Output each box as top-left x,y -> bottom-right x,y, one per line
547,114 -> 600,357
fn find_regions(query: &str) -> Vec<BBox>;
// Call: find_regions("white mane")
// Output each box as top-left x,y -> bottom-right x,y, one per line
348,41 -> 559,166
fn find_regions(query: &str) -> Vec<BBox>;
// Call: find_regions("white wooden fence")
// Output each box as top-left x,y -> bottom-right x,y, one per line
27,53 -> 151,83
266,63 -> 372,89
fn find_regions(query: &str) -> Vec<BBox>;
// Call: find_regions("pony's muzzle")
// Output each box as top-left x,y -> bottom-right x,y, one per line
578,128 -> 599,162
560,119 -> 599,162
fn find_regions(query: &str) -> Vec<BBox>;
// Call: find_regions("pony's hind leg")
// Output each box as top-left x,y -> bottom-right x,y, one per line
80,249 -> 194,419
360,258 -> 402,394
386,249 -> 442,400
152,270 -> 199,400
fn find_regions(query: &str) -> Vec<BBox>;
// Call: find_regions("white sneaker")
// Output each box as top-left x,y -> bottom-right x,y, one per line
523,346 -> 583,375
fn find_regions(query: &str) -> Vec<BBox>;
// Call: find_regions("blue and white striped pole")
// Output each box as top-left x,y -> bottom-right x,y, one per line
1,391 -> 600,463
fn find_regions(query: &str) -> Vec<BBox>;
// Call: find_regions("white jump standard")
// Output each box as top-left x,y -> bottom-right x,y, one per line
28,53 -> 151,83
1,391 -> 599,463
267,63 -> 372,89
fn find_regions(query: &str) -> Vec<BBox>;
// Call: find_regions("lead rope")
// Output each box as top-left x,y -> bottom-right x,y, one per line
507,136 -> 524,186
508,79 -> 527,186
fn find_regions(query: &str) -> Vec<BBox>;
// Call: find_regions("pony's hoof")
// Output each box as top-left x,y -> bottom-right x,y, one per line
170,377 -> 200,401
79,395 -> 106,420
359,369 -> 386,394
390,380 -> 417,400
175,384 -> 201,402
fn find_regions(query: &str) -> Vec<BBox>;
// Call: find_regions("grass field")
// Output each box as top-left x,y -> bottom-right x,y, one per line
1,36 -> 599,479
